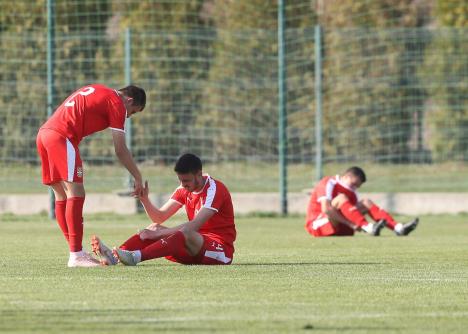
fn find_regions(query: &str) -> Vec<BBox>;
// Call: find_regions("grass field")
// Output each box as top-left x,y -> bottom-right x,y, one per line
1,213 -> 467,333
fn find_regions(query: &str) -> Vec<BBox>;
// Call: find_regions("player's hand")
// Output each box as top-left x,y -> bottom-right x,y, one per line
131,178 -> 144,198
139,228 -> 159,240
139,180 -> 150,200
139,224 -> 170,240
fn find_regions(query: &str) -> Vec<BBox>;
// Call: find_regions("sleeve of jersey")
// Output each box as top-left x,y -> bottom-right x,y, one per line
203,180 -> 224,212
170,188 -> 186,206
316,179 -> 333,203
108,99 -> 127,133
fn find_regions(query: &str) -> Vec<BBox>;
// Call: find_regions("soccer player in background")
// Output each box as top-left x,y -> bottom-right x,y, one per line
305,166 -> 419,237
91,153 -> 236,266
36,84 -> 146,267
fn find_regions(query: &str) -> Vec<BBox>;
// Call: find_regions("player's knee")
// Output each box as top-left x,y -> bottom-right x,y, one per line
181,230 -> 204,256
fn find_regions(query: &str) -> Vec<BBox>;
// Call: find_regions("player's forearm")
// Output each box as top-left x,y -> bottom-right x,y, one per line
115,147 -> 142,182
178,216 -> 207,234
140,198 -> 166,224
326,207 -> 354,227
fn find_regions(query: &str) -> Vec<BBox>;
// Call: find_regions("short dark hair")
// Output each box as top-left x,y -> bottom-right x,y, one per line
118,85 -> 146,110
174,153 -> 202,174
345,166 -> 366,183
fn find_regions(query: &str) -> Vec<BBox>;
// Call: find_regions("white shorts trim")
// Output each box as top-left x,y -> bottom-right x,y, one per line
204,250 -> 231,264
312,217 -> 329,230
66,138 -> 76,182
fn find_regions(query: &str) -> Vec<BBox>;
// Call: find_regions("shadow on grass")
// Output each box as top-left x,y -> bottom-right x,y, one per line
234,262 -> 387,266
1,308 -> 216,332
303,324 -> 398,331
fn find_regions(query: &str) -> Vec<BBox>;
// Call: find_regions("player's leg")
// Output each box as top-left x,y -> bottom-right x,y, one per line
62,181 -> 85,252
38,129 -> 97,266
63,182 -> 100,267
360,198 -> 419,236
37,130 -> 69,242
50,182 -> 69,242
114,231 -> 188,266
333,194 -> 385,236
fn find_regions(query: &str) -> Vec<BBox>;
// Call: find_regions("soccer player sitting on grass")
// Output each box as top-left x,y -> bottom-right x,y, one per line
305,166 -> 419,237
91,153 -> 236,266
36,84 -> 146,267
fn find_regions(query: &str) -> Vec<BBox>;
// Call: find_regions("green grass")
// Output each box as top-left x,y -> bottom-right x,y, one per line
1,213 -> 468,333
2,161 -> 468,193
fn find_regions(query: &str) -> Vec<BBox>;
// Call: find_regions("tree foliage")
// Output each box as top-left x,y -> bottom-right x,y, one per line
0,0 -> 466,166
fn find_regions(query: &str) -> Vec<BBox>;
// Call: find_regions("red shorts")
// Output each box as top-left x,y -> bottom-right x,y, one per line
305,214 -> 355,237
36,128 -> 83,185
165,235 -> 234,265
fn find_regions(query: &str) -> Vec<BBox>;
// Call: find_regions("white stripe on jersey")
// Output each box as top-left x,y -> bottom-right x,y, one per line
324,176 -> 338,202
66,138 -> 76,182
203,176 -> 218,211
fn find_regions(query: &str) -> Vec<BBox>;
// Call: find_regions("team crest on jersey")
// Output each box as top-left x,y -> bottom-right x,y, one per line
76,167 -> 83,178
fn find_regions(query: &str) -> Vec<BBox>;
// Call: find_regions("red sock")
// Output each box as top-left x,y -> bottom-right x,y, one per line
368,204 -> 397,229
120,234 -> 154,251
55,200 -> 69,241
66,197 -> 85,252
340,201 -> 369,227
141,231 -> 186,261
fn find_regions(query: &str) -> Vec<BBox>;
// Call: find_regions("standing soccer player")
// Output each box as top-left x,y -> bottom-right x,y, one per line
36,84 -> 146,267
91,153 -> 236,266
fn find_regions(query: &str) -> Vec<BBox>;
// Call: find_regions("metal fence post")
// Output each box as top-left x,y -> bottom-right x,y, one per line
314,25 -> 323,181
278,0 -> 288,215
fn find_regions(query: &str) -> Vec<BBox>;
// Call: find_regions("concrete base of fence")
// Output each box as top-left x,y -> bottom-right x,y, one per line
0,192 -> 466,216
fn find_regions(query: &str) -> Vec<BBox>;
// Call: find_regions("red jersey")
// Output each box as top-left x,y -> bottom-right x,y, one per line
170,175 -> 236,247
40,84 -> 127,145
306,175 -> 358,222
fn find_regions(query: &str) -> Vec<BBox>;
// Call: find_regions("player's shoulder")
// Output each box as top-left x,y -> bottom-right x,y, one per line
88,83 -> 111,91
318,175 -> 335,186
206,175 -> 230,192
87,84 -> 119,98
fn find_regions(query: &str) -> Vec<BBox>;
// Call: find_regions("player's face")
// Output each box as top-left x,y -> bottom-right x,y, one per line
126,104 -> 143,118
123,96 -> 143,117
342,174 -> 363,190
177,171 -> 203,192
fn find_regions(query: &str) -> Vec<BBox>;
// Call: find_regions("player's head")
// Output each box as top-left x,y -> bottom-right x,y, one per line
174,153 -> 204,192
118,85 -> 146,117
341,166 -> 366,190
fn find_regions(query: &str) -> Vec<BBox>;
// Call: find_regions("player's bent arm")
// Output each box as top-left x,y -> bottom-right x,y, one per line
321,199 -> 356,228
179,207 -> 215,234
141,198 -> 181,225
111,130 -> 142,183
139,207 -> 215,240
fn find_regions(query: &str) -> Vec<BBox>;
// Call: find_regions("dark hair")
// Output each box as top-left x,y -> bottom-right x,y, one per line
345,166 -> 366,183
174,153 -> 202,174
118,85 -> 146,110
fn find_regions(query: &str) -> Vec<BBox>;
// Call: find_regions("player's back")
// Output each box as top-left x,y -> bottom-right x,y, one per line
198,178 -> 236,245
41,84 -> 126,145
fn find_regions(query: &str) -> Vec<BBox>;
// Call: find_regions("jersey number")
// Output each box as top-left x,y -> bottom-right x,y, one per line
64,87 -> 95,107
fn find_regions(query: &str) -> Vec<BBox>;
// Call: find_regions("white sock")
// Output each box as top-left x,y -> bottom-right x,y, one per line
133,250 -> 142,263
69,250 -> 85,260
361,224 -> 373,234
394,223 -> 403,234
